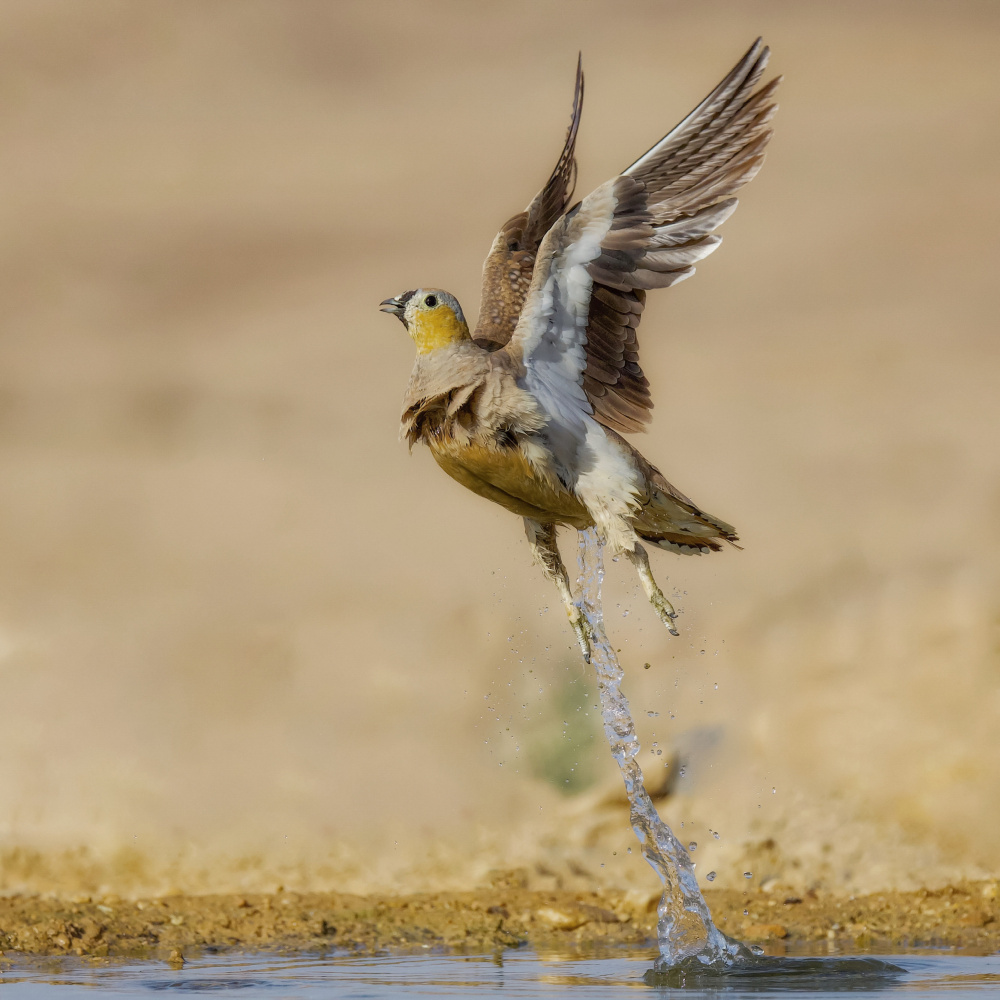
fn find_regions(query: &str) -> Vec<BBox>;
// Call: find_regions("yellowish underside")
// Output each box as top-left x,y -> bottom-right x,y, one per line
428,437 -> 592,528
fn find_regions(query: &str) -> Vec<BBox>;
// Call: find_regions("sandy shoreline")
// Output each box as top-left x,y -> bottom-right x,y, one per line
1,882 -> 997,962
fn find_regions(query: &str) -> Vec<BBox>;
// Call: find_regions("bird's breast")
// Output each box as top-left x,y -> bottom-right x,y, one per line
426,434 -> 591,527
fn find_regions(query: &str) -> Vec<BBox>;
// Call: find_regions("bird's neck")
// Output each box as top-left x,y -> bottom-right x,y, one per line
410,305 -> 471,355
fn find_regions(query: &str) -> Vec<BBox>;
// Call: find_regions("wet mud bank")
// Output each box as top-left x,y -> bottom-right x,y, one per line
1,882 -> 997,961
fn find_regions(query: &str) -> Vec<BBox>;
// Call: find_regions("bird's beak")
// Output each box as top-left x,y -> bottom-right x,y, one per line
380,289 -> 415,326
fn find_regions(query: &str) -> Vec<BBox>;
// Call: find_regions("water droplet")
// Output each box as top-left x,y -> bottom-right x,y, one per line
627,847 -> 632,854
688,842 -> 697,852
655,749 -> 663,755
714,682 -> 719,690
646,710 -> 659,717
772,787 -> 777,794
743,908 -> 749,915
751,945 -> 764,956
706,871 -> 716,882
643,662 -> 651,670
678,766 -> 686,777
744,871 -> 753,880
713,831 -> 721,840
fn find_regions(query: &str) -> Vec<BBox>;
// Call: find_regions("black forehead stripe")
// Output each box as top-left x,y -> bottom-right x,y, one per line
398,289 -> 417,309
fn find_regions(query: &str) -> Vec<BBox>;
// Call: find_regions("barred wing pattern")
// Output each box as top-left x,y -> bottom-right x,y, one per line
508,39 -> 779,437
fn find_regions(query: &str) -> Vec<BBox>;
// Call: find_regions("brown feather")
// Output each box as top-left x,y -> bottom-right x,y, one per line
477,43 -> 777,446
576,46 -> 778,434
473,56 -> 584,352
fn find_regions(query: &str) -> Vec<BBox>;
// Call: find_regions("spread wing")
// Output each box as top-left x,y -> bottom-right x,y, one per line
505,38 -> 779,436
472,56 -> 584,351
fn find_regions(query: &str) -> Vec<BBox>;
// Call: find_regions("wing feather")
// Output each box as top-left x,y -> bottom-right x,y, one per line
473,57 -> 584,351
504,40 -> 779,440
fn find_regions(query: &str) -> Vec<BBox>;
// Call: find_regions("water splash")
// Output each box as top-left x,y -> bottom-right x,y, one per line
575,528 -> 751,970
574,529 -> 909,985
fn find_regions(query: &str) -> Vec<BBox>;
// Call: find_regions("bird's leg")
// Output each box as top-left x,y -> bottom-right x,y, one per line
626,541 -> 681,637
523,518 -> 592,661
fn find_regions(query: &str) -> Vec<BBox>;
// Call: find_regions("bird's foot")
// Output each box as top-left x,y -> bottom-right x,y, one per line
649,591 -> 680,637
626,542 -> 681,638
567,604 -> 593,663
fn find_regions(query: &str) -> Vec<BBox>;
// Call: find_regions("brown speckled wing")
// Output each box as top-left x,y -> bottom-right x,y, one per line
473,56 -> 584,351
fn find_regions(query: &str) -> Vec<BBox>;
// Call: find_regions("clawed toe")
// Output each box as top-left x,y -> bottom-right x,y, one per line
627,541 -> 682,637
568,606 -> 593,662
661,605 -> 681,637
653,603 -> 680,637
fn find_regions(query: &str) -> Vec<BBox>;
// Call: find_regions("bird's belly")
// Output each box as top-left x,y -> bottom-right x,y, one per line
428,437 -> 591,527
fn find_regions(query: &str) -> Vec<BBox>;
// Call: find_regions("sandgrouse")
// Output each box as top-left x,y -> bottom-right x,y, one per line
382,41 -> 779,658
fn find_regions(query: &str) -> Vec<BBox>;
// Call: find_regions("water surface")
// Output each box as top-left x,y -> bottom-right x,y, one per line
1,950 -> 998,998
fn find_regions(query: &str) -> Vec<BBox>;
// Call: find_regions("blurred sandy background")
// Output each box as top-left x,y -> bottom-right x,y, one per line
0,0 -> 998,899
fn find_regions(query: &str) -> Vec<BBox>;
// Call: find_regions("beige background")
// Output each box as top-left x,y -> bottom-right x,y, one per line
0,0 -> 998,897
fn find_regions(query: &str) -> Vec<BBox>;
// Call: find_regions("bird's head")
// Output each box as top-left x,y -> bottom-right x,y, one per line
380,288 -> 470,355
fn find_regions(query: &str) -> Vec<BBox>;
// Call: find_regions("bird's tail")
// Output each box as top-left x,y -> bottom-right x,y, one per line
634,476 -> 739,555
609,441 -> 740,556
637,514 -> 739,556
636,490 -> 740,553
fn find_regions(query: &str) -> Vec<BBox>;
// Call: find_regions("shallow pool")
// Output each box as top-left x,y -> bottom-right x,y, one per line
0,949 -> 997,998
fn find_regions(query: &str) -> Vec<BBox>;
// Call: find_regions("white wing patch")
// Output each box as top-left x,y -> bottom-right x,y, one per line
514,181 -> 618,475
491,40 -> 776,552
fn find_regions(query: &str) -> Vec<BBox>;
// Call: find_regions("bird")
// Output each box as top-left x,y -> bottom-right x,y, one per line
381,40 -> 779,659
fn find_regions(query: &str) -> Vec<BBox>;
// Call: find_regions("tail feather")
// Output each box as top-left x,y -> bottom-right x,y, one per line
637,474 -> 740,555
642,532 -> 725,555
601,425 -> 740,554
633,472 -> 740,556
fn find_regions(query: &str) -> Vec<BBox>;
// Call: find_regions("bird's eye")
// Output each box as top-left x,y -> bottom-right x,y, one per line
424,294 -> 437,308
